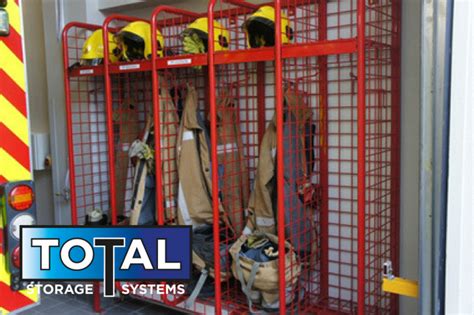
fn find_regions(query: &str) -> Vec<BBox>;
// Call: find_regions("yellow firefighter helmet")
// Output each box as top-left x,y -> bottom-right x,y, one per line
115,21 -> 164,60
243,5 -> 293,48
182,17 -> 230,54
80,29 -> 121,66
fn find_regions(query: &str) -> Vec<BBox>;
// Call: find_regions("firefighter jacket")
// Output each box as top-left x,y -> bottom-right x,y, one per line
157,77 -> 180,223
245,90 -> 316,253
215,95 -> 250,234
176,86 -> 232,230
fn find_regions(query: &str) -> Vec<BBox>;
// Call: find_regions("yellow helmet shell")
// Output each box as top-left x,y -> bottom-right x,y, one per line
183,17 -> 230,52
81,30 -> 120,65
116,21 -> 164,60
243,5 -> 293,48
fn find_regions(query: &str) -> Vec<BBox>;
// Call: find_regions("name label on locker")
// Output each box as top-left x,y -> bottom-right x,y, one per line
80,69 -> 94,75
119,64 -> 141,71
167,58 -> 192,66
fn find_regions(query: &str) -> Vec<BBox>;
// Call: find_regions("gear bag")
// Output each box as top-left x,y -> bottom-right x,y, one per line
230,232 -> 301,311
185,224 -> 233,307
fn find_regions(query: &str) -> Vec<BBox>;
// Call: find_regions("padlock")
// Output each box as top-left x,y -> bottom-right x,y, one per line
0,9 -> 9,36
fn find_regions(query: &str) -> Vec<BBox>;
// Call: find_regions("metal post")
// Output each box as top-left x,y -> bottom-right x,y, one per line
61,24 -> 80,225
356,0 -> 366,313
207,2 -> 222,314
390,0 -> 402,314
273,1 -> 287,313
318,0 -> 329,302
103,17 -> 118,226
151,12 -> 165,226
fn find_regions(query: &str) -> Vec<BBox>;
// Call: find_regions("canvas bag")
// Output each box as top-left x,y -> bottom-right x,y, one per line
230,232 -> 301,310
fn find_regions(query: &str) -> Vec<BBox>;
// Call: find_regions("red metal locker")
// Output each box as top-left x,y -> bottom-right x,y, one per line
62,0 -> 401,313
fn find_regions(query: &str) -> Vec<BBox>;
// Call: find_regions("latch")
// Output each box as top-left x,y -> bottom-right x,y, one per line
55,169 -> 70,201
382,260 -> 419,298
0,0 -> 9,37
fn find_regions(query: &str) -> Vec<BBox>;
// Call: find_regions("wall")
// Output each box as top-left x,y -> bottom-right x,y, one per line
445,0 -> 474,313
41,0 -> 88,224
400,0 -> 420,313
22,0 -> 54,224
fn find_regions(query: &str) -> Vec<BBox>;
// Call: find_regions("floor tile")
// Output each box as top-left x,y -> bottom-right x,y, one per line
17,293 -> 189,314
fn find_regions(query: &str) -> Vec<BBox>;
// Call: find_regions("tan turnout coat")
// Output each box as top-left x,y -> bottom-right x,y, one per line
176,86 -> 232,230
244,90 -> 315,252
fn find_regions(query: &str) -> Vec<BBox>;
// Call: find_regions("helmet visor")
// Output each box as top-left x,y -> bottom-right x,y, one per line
118,31 -> 146,60
80,58 -> 104,66
244,18 -> 275,48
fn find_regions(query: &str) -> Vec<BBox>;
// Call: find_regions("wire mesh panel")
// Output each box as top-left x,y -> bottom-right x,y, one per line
208,0 -> 400,314
109,72 -> 153,221
210,61 -> 266,313
363,0 -> 400,313
69,76 -> 110,224
320,52 -> 359,313
63,24 -> 110,225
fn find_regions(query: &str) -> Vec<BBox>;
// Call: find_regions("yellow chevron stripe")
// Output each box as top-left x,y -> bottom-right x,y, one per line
4,0 -> 21,34
0,253 -> 9,285
0,95 -> 29,145
0,1 -> 37,312
0,149 -> 31,181
20,287 -> 39,304
0,42 -> 25,91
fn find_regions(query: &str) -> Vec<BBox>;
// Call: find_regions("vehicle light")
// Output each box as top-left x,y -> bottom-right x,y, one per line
12,246 -> 20,269
0,9 -> 9,37
9,214 -> 36,240
9,185 -> 34,211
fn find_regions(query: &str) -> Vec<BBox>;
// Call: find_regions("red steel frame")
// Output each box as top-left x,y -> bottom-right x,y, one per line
62,22 -> 102,227
356,0 -> 367,313
62,0 -> 401,314
206,4 -> 222,314
62,22 -> 107,313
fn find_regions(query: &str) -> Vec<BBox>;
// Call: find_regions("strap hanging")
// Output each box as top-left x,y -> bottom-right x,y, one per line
235,256 -> 261,313
185,269 -> 209,308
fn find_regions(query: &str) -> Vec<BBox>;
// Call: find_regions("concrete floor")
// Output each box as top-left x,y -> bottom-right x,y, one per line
18,292 -> 188,315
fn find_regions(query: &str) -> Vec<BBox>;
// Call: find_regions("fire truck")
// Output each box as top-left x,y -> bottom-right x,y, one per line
0,0 -> 39,313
